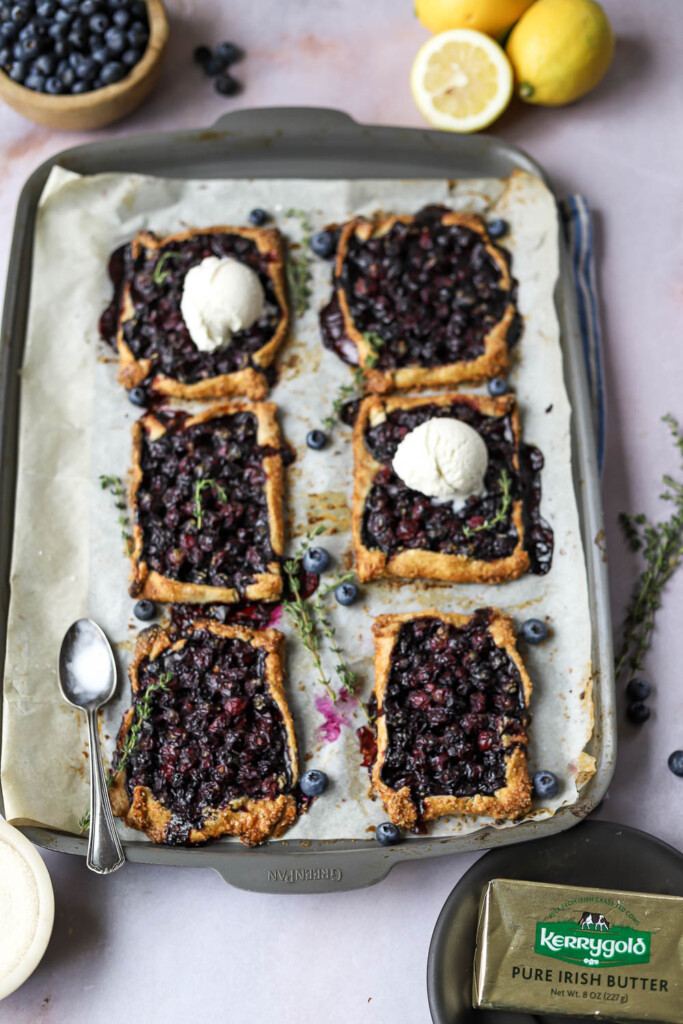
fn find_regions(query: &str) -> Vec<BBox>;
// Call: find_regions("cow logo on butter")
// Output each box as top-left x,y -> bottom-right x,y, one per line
534,910 -> 651,968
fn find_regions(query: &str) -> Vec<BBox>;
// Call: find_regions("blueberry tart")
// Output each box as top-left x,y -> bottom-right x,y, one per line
352,392 -> 552,585
320,209 -> 518,393
110,226 -> 289,399
129,401 -> 285,604
109,621 -> 299,846
371,609 -> 533,830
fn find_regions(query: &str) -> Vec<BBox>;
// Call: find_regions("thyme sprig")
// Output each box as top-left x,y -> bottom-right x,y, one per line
615,414 -> 683,685
312,573 -> 358,695
193,478 -> 227,530
322,366 -> 366,432
100,474 -> 131,553
285,208 -> 313,317
462,469 -> 512,538
282,526 -> 336,700
78,674 -> 172,834
152,251 -> 182,286
362,330 -> 385,368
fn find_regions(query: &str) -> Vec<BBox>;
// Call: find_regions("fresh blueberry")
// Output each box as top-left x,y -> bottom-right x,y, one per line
216,40 -> 241,65
59,65 -> 75,87
37,0 -> 57,14
126,20 -> 147,46
306,429 -> 327,451
54,7 -> 73,23
335,581 -> 359,606
89,11 -> 108,33
626,677 -> 651,702
127,386 -> 147,407
133,599 -> 156,622
487,218 -> 509,239
626,701 -> 650,725
111,7 -> 129,27
193,43 -> 211,65
202,55 -> 223,77
533,770 -> 559,799
45,75 -> 63,93
121,46 -> 140,66
7,58 -> 26,80
60,0 -> 81,9
0,20 -> 16,40
667,750 -> 683,777
91,44 -> 107,63
302,546 -> 330,574
248,207 -> 268,226
214,73 -> 240,96
75,54 -> 97,78
130,0 -> 146,17
53,39 -> 69,58
104,24 -> 125,52
20,35 -> 41,56
70,14 -> 87,32
487,376 -> 510,397
309,230 -> 336,259
0,45 -> 11,66
375,822 -> 401,846
70,78 -> 88,91
47,20 -> 68,41
300,769 -> 329,798
79,0 -> 102,13
67,27 -> 88,50
18,23 -> 39,43
100,58 -> 124,83
521,618 -> 548,644
10,4 -> 28,24
24,71 -> 46,90
33,52 -> 56,75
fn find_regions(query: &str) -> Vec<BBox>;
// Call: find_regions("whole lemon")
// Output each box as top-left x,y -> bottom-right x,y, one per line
415,0 -> 536,40
506,0 -> 614,105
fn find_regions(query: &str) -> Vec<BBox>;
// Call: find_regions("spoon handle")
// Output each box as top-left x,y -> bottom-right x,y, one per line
86,708 -> 125,874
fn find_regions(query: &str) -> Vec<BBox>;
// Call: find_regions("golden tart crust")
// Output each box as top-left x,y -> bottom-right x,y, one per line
129,400 -> 285,604
371,609 -> 533,830
117,226 -> 289,400
109,621 -> 299,846
352,392 -> 529,585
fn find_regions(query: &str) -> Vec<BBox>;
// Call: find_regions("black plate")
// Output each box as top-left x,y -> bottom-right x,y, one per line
427,819 -> 683,1023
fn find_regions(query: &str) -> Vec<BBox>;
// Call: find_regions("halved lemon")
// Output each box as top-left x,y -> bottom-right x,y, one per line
411,28 -> 513,132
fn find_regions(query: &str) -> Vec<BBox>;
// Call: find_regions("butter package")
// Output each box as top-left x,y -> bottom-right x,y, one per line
472,879 -> 682,1021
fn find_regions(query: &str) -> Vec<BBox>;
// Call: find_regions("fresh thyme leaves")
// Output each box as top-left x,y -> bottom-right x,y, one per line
462,469 -> 512,538
77,673 -> 172,834
312,573 -> 358,696
285,208 -> 313,317
362,331 -> 385,368
193,478 -> 227,530
322,366 -> 367,432
282,526 -> 336,701
615,414 -> 683,686
152,251 -> 183,286
100,474 -> 131,553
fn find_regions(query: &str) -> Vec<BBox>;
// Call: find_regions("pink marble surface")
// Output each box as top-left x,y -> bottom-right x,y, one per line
1,1 -> 682,1021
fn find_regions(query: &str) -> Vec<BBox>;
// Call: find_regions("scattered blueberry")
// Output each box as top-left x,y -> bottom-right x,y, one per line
306,429 -> 327,451
193,43 -> 211,65
626,677 -> 651,702
133,599 -> 156,622
100,58 -> 124,84
375,822 -> 401,846
521,618 -> 548,644
487,376 -> 510,397
300,769 -> 329,798
335,581 -> 359,607
215,72 -> 240,96
309,230 -> 336,259
248,207 -> 269,226
626,701 -> 650,725
302,547 -> 330,575
487,218 -> 509,239
216,40 -> 241,65
533,770 -> 559,799
667,750 -> 683,777
128,386 -> 147,407
201,54 -> 222,77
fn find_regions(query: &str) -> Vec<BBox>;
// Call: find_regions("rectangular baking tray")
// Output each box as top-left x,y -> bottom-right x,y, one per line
0,107 -> 615,893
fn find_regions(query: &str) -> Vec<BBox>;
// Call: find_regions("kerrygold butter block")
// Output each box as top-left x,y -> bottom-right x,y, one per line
472,879 -> 682,1022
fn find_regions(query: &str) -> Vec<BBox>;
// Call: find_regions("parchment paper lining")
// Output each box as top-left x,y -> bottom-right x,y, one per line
1,169 -> 594,842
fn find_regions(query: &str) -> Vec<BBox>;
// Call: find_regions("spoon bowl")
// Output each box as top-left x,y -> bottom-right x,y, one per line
58,619 -> 125,875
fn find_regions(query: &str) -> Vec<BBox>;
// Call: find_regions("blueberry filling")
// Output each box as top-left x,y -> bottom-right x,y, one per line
117,629 -> 293,845
99,233 -> 283,384
320,208 -> 518,370
135,410 -> 275,593
379,611 -> 529,816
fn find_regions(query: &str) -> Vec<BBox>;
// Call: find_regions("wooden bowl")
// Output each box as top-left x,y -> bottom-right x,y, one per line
0,0 -> 169,131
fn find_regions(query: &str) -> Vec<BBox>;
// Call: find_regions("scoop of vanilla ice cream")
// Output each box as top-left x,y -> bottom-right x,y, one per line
393,417 -> 489,507
180,256 -> 265,353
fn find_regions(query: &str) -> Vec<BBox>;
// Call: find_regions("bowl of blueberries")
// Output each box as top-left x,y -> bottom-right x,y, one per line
0,0 -> 169,130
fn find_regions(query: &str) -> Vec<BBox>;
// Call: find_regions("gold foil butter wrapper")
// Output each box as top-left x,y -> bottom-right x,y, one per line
472,879 -> 682,1022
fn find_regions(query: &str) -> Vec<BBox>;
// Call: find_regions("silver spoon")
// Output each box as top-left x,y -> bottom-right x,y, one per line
59,619 -> 125,875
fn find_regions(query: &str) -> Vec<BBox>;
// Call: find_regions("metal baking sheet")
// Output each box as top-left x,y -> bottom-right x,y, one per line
0,108 -> 615,893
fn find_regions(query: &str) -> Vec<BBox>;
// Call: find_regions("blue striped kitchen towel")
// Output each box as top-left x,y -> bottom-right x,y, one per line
559,195 -> 606,473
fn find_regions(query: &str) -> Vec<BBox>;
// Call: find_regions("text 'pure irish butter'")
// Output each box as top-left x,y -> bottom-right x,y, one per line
472,878 -> 682,1022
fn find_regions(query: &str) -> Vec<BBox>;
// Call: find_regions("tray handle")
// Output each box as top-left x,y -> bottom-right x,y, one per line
209,844 -> 398,894
211,105 -> 358,134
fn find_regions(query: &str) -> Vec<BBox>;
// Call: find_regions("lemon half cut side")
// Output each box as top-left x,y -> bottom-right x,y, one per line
411,29 -> 514,133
